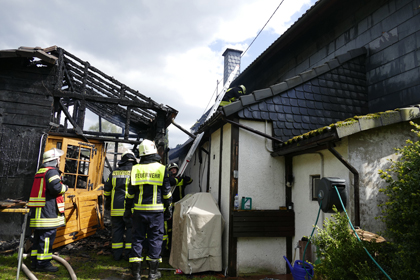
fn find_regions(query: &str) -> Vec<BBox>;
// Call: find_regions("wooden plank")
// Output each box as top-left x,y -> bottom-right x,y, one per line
1,102 -> 51,118
233,222 -> 294,229
78,200 -> 96,207
2,114 -> 50,128
233,231 -> 294,237
53,228 -> 97,249
0,90 -> 53,106
232,210 -> 295,238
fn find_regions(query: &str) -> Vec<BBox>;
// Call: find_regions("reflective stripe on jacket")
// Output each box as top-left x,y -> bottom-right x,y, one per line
129,162 -> 172,212
104,163 -> 133,216
29,166 -> 67,229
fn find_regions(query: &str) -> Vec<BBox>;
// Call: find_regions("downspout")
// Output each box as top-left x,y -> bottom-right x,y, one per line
327,145 -> 360,226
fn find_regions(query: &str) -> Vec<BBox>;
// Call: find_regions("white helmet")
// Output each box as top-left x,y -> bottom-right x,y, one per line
139,140 -> 157,156
167,162 -> 179,171
43,148 -> 64,163
121,150 -> 136,160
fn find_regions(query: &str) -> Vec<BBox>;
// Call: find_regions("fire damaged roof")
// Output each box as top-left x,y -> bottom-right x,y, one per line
0,46 -> 178,142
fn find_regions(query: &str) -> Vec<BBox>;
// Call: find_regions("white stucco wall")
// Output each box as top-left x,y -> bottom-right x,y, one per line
207,125 -> 233,271
292,139 -> 350,261
347,122 -> 414,233
236,120 -> 286,275
292,121 -> 417,262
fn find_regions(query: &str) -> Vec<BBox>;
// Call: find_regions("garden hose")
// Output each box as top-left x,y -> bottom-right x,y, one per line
301,201 -> 322,279
334,186 -> 392,280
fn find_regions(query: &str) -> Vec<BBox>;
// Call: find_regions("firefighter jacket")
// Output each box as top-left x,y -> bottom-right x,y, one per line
169,175 -> 193,203
104,162 -> 134,216
220,86 -> 245,106
29,166 -> 68,229
128,154 -> 172,212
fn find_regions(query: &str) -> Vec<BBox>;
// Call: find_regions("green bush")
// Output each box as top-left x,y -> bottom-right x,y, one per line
311,207 -> 391,280
378,121 -> 420,279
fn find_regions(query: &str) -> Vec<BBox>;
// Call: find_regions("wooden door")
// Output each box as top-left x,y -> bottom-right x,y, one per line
43,136 -> 106,248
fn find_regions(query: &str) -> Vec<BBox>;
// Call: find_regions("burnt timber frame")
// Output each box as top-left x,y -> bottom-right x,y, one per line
1,46 -> 178,148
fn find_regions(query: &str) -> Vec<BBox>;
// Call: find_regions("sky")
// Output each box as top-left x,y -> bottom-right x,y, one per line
1,0 -> 316,148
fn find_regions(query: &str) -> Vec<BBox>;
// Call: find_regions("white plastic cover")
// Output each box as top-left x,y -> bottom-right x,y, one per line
169,192 -> 225,274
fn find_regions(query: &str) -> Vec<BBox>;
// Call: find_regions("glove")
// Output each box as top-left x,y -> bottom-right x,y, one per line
183,176 -> 192,185
164,205 -> 172,221
105,198 -> 111,211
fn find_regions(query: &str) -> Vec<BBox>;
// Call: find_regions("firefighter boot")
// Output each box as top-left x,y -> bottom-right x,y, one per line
148,259 -> 161,280
131,261 -> 142,280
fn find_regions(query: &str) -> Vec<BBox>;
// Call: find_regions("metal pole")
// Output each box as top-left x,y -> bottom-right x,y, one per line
171,118 -> 196,139
17,209 -> 30,280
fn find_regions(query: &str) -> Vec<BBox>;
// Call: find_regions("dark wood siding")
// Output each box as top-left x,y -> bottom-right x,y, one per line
232,210 -> 295,237
0,57 -> 56,239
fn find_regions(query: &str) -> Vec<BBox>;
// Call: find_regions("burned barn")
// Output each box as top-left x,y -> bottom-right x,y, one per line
0,46 -> 177,247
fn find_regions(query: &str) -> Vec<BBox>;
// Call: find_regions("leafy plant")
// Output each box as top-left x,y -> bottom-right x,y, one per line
311,207 -> 391,280
378,121 -> 420,279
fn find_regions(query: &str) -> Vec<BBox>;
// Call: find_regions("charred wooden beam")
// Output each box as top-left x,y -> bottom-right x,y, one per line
49,131 -> 146,144
125,107 -> 131,140
53,89 -> 156,109
58,99 -> 89,142
83,130 -> 141,138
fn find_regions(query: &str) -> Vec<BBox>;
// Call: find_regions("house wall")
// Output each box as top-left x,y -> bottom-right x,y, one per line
206,125 -> 233,271
291,121 -> 417,261
292,139 -> 350,261
236,120 -> 286,274
347,121 -> 415,233
0,58 -> 56,239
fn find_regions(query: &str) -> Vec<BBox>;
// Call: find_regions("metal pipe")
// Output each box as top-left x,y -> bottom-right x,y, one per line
218,125 -> 223,210
223,118 -> 283,143
171,118 -> 196,139
327,145 -> 360,226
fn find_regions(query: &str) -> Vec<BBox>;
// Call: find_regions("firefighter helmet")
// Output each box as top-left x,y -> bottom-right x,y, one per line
42,148 -> 64,163
138,139 -> 157,156
121,150 -> 136,161
167,162 -> 179,171
239,85 -> 246,95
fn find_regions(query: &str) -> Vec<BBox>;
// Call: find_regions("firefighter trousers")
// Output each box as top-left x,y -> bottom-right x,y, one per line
130,211 -> 164,261
30,228 -> 57,268
111,215 -> 132,260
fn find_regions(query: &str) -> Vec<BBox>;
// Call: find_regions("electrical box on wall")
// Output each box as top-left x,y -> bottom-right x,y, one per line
315,177 -> 347,213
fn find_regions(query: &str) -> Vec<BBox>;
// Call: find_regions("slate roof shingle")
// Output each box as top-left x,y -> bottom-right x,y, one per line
218,47 -> 369,142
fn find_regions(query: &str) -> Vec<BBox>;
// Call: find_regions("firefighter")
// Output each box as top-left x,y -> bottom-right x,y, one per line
220,85 -> 246,106
128,139 -> 172,280
104,150 -> 137,261
167,162 -> 192,203
165,162 -> 193,255
28,148 -> 68,272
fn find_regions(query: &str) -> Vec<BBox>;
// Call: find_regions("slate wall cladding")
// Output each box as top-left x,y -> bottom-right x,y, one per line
238,56 -> 368,142
233,0 -> 420,114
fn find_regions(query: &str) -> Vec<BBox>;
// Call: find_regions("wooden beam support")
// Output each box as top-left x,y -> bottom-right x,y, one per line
53,89 -> 156,109
58,99 -> 89,142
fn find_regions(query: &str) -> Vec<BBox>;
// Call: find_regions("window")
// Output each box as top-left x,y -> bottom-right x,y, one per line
311,175 -> 320,201
63,142 -> 92,190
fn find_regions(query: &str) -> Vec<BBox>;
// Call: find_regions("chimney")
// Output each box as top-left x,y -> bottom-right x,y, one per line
222,48 -> 243,85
